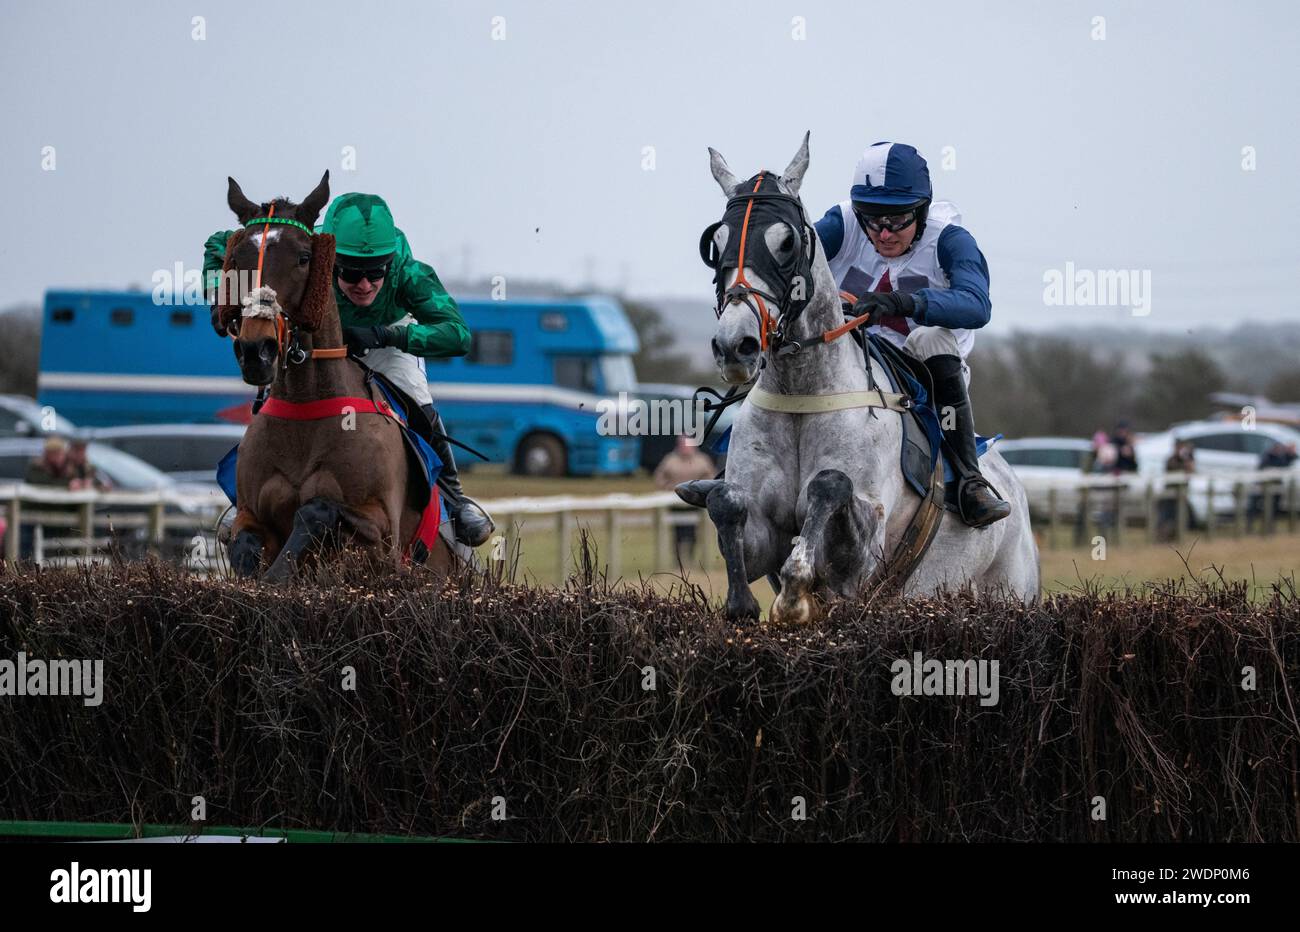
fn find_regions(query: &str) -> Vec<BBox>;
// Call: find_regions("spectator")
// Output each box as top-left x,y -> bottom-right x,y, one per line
653,435 -> 716,567
1260,441 -> 1298,470
1252,441 -> 1297,528
1156,440 -> 1196,540
25,436 -> 73,487
1109,421 -> 1139,474
66,439 -> 110,491
1090,428 -> 1117,474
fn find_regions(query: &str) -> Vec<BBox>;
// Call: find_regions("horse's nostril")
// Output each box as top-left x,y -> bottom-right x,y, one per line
711,338 -> 722,358
737,337 -> 760,358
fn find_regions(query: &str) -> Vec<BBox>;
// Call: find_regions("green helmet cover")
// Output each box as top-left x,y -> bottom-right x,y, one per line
321,193 -> 398,258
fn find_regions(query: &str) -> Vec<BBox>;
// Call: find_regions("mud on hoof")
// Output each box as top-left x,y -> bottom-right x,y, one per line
770,535 -> 823,626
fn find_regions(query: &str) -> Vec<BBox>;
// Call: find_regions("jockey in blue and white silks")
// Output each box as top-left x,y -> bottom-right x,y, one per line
814,141 -> 1010,527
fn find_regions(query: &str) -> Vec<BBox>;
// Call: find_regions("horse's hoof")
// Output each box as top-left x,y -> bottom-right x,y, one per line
771,591 -> 821,627
724,591 -> 761,621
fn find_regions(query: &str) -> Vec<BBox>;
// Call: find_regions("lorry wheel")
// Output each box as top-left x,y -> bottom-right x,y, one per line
516,434 -> 567,477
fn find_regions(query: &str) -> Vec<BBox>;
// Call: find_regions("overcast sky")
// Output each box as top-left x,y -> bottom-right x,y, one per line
1,0 -> 1297,338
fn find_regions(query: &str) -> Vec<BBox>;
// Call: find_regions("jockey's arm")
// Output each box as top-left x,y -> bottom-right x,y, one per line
912,226 -> 991,330
394,259 -> 471,358
202,229 -> 235,293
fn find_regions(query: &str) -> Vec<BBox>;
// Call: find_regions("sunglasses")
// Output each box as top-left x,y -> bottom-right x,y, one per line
336,264 -> 390,284
855,209 -> 917,234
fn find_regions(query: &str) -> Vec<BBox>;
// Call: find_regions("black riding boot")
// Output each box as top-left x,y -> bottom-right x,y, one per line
420,404 -> 495,547
925,354 -> 1011,528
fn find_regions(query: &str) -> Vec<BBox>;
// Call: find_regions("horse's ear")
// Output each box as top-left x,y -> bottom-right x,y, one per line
781,131 -> 811,197
297,232 -> 335,331
297,171 -> 330,227
709,147 -> 739,197
227,177 -> 260,225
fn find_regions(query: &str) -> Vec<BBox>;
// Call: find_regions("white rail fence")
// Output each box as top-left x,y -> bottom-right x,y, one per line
2,469 -> 1297,574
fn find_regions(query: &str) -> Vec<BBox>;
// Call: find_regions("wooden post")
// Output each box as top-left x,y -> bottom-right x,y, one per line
1046,488 -> 1058,550
1288,477 -> 1297,534
1078,485 -> 1090,549
1203,478 -> 1214,541
653,506 -> 669,574
555,512 -> 569,584
1144,482 -> 1156,544
80,501 -> 94,560
501,512 -> 518,575
1233,482 -> 1245,538
4,496 -> 19,563
699,511 -> 714,570
1174,481 -> 1188,543
149,501 -> 166,553
604,508 -> 621,579
1263,478 -> 1276,536
1111,483 -> 1123,548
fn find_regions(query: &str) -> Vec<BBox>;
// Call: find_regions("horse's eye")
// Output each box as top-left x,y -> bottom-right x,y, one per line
298,252 -> 311,266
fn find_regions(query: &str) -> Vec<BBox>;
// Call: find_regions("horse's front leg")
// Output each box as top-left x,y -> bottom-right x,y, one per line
262,497 -> 348,583
771,469 -> 879,626
229,509 -> 277,579
706,481 -> 782,620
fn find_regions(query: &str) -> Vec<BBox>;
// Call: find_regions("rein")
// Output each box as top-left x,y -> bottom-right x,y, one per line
239,204 -> 347,365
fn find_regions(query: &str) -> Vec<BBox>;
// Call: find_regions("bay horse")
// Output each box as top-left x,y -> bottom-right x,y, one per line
692,135 -> 1039,623
213,171 -> 454,581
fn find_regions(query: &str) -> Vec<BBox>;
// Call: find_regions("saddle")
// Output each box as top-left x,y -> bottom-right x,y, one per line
854,332 -> 1000,516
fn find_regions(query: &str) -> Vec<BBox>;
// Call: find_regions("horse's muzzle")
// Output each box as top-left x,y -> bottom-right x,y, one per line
713,335 -> 761,384
234,336 -> 279,386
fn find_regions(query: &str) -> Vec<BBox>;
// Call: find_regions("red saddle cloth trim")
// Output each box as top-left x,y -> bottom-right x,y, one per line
257,393 -> 440,561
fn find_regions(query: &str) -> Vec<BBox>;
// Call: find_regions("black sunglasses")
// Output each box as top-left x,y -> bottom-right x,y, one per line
336,263 -> 390,284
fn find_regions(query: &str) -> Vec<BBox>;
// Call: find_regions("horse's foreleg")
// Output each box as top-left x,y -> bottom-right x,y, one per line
229,509 -> 271,579
263,497 -> 345,583
706,481 -> 769,620
772,469 -> 873,625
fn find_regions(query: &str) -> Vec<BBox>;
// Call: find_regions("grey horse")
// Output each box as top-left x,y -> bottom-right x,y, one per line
685,134 -> 1039,623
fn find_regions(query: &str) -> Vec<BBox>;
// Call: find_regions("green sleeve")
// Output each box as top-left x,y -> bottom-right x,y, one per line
395,259 -> 471,358
202,230 -> 235,294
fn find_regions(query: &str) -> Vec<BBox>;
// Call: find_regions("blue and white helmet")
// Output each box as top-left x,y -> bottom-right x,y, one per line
850,142 -> 932,210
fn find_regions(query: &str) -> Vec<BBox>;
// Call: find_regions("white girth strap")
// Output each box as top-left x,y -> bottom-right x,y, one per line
747,384 -> 911,415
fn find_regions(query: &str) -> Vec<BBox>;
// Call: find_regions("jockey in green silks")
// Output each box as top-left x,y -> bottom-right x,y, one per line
203,193 -> 495,548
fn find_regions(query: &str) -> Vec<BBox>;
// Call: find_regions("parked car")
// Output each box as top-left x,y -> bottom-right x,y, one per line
1136,420 -> 1300,476
997,437 -> 1094,518
0,394 -> 78,438
86,423 -> 244,492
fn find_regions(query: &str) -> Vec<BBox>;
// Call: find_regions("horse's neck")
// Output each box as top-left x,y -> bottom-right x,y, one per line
759,261 -> 869,396
272,310 -> 362,402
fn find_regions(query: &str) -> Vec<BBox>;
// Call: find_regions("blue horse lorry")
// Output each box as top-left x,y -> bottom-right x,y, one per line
37,290 -> 642,477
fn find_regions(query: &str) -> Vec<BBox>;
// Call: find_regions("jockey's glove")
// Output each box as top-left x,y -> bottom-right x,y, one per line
210,305 -> 233,337
343,324 -> 410,354
851,291 -> 917,325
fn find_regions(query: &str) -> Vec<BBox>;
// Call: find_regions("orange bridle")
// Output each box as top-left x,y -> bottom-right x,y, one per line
728,172 -> 779,350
